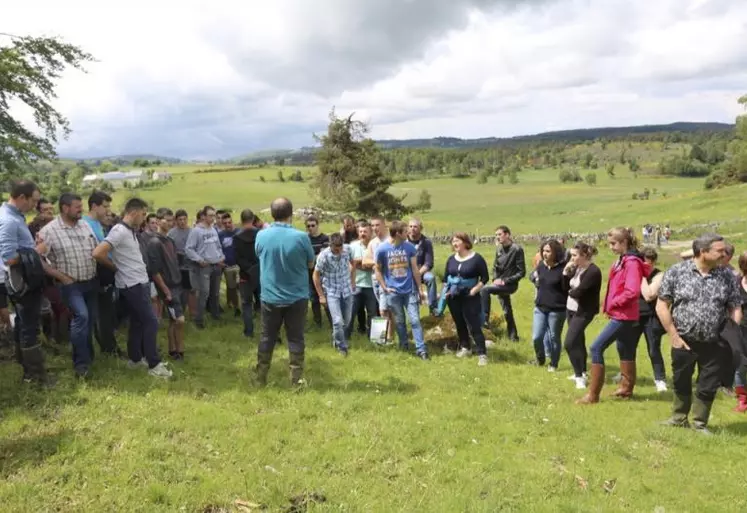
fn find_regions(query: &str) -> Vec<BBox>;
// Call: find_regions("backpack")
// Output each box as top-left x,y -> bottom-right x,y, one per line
5,248 -> 46,298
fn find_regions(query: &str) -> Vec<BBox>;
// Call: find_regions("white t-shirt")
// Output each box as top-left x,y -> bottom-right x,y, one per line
104,224 -> 149,289
566,267 -> 586,312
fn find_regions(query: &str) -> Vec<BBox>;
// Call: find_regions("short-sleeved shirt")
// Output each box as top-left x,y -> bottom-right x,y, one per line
256,223 -> 315,305
375,240 -> 417,295
38,216 -> 98,282
167,226 -> 191,269
218,228 -> 240,266
104,223 -> 149,289
349,240 -> 373,289
659,260 -> 742,343
315,246 -> 353,298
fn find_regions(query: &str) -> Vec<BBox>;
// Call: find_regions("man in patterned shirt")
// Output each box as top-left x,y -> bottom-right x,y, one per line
657,233 -> 743,434
313,232 -> 355,356
37,193 -> 99,378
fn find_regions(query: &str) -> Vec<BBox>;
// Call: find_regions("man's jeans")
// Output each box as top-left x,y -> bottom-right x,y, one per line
422,272 -> 438,311
190,264 -> 222,324
95,284 -> 119,354
387,292 -> 427,355
60,279 -> 98,372
531,307 -> 566,367
119,283 -> 161,368
346,287 -> 378,338
239,280 -> 255,337
327,294 -> 353,351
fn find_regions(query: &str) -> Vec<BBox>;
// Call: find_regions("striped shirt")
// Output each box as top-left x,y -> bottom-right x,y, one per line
38,216 -> 98,281
315,246 -> 353,298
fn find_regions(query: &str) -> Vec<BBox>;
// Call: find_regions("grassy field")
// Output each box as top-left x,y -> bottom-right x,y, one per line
3,165 -> 747,511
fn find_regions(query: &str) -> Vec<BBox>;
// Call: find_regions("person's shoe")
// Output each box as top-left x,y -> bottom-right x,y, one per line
528,359 -> 546,367
455,348 -> 472,358
720,386 -> 736,397
575,376 -> 587,389
443,344 -> 453,355
508,334 -> 520,343
127,358 -> 148,369
660,417 -> 690,428
337,346 -> 349,357
243,331 -> 254,338
234,308 -> 241,318
74,366 -> 90,380
547,366 -> 557,373
289,352 -> 304,387
485,340 -> 495,348
478,355 -> 489,367
655,380 -> 668,393
734,386 -> 747,413
612,361 -> 636,399
576,364 -> 604,405
418,352 -> 430,361
148,362 -> 173,379
194,321 -> 205,330
693,425 -> 714,436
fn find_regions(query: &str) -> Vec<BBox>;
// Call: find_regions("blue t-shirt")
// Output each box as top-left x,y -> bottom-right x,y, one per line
375,240 -> 417,295
218,228 -> 240,266
83,215 -> 105,242
255,223 -> 315,305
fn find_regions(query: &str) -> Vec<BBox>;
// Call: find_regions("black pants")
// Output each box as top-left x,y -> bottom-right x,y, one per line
259,299 -> 307,357
10,289 -> 46,379
480,283 -> 518,337
448,293 -> 486,355
632,315 -> 666,381
672,341 -> 725,404
119,283 -> 161,368
346,288 -> 378,338
94,285 -> 119,354
564,310 -> 594,377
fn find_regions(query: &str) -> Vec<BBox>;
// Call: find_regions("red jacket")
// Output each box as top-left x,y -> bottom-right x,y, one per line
602,252 -> 651,321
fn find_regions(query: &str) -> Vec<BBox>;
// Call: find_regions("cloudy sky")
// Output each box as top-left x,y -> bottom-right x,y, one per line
5,0 -> 747,160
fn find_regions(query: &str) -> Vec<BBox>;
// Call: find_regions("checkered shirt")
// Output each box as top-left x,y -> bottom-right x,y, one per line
315,246 -> 353,298
38,216 -> 98,282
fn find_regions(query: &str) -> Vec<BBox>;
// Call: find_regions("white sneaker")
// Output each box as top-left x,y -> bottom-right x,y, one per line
443,344 -> 453,355
478,355 -> 489,366
575,377 -> 587,389
455,348 -> 472,358
127,358 -> 147,369
567,372 -> 587,381
612,372 -> 622,384
485,340 -> 495,348
655,380 -> 668,393
547,366 -> 557,373
148,362 -> 173,379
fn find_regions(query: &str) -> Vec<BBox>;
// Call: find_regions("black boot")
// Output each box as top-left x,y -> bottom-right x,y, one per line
505,311 -> 519,342
289,351 -> 305,388
253,351 -> 272,388
660,393 -> 691,428
692,397 -> 714,435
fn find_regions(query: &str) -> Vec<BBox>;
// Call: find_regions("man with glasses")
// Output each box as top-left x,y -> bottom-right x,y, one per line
313,233 -> 355,356
305,215 -> 331,328
185,205 -> 225,329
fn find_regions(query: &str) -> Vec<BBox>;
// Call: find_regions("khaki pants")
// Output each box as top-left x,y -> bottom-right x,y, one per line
223,266 -> 240,289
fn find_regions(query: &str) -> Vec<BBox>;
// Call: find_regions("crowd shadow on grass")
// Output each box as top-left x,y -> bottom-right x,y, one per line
717,420 -> 747,436
0,428 -> 72,478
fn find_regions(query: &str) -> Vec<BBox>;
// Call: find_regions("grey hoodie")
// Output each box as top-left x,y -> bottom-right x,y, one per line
185,224 -> 224,265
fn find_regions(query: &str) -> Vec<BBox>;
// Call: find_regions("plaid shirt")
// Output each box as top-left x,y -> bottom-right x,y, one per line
315,246 -> 353,298
38,216 -> 98,282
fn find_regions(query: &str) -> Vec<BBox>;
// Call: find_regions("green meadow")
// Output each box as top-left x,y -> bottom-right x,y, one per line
2,163 -> 747,512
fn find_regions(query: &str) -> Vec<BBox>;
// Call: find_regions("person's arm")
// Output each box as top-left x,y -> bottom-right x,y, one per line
731,307 -> 743,325
184,229 -> 206,266
0,220 -> 19,265
349,258 -> 356,292
375,250 -> 389,293
640,272 -> 664,302
470,255 -> 490,296
727,276 -> 743,325
302,235 -> 315,269
147,243 -> 171,299
568,266 -> 602,299
608,260 -> 643,309
419,239 -> 434,275
93,241 -> 117,271
503,246 -> 526,285
411,255 -> 424,299
312,264 -> 326,304
656,298 -> 689,350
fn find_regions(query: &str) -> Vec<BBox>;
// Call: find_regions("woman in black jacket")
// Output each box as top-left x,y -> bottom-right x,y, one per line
562,241 -> 602,389
530,239 -> 568,371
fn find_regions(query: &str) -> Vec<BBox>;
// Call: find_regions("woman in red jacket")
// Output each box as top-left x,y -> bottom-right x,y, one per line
577,227 -> 650,404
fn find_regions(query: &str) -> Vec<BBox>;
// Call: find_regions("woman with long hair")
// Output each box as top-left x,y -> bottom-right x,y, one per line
442,233 -> 490,366
530,239 -> 568,372
577,227 -> 650,404
562,242 -> 602,390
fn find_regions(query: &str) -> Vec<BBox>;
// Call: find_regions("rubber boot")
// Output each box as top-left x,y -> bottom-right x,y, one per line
289,351 -> 304,387
691,397 -> 714,435
734,386 -> 747,413
505,312 -> 519,342
576,363 -> 604,404
612,360 -> 636,398
253,351 -> 272,387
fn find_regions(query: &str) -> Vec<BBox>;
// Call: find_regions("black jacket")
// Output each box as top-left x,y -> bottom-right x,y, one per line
408,235 -> 434,271
563,263 -> 602,316
235,227 -> 259,282
493,243 -> 526,285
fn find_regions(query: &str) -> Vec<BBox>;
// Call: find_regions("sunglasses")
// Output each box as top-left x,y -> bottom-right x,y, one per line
306,224 -> 317,228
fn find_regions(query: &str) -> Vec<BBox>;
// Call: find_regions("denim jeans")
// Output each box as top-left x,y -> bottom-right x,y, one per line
190,265 -> 222,324
119,283 -> 161,368
60,279 -> 98,372
387,292 -> 426,355
422,272 -> 438,311
95,284 -> 119,354
531,307 -> 566,367
347,287 -> 378,338
239,280 -> 255,337
327,294 -> 353,351
590,319 -> 638,365
633,316 -> 666,381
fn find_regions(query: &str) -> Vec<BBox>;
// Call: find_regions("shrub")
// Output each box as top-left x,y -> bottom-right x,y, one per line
585,172 -> 597,186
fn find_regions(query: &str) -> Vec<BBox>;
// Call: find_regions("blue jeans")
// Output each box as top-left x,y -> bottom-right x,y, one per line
532,307 -> 566,367
423,272 -> 438,311
60,279 -> 98,372
347,287 -> 378,338
327,294 -> 353,351
590,319 -> 638,365
387,292 -> 426,355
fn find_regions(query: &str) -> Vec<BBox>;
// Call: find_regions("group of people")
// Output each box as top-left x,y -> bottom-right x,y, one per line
1,180 -> 746,435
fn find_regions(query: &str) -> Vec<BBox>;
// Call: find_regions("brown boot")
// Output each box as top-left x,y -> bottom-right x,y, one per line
577,363 -> 604,404
612,361 -> 636,398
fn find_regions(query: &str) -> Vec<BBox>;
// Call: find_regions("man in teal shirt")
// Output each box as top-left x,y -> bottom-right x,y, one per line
83,191 -> 123,358
347,221 -> 377,338
254,197 -> 315,387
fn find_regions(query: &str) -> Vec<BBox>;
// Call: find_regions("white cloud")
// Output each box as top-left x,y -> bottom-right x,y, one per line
3,0 -> 746,159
